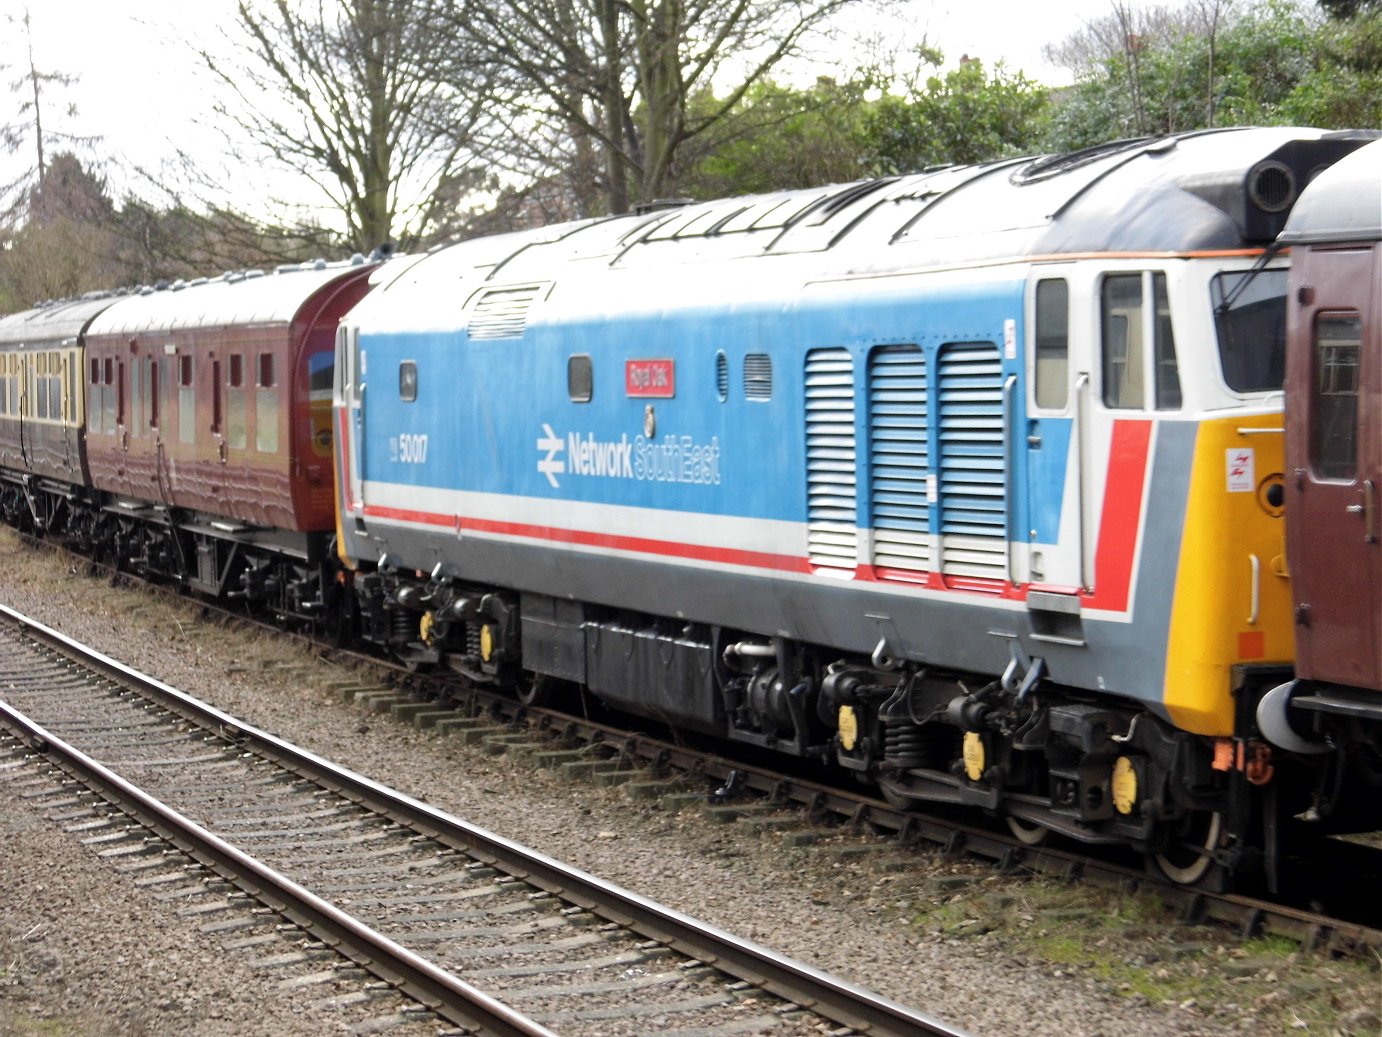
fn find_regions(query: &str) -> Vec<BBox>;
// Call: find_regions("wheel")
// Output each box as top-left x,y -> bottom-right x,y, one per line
515,674 -> 555,708
878,778 -> 920,810
1005,814 -> 1050,846
1152,810 -> 1223,885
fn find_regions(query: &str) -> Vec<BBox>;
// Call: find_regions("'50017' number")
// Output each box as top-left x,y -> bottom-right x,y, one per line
394,434 -> 429,464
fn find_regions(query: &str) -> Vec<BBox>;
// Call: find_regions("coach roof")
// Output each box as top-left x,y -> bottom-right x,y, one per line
0,294 -> 125,349
85,258 -> 374,338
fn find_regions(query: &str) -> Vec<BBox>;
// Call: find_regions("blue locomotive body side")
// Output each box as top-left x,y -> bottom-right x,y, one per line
357,275 -> 1049,537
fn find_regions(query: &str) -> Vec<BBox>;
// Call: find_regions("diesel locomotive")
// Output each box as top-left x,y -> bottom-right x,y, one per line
2,126 -> 1380,887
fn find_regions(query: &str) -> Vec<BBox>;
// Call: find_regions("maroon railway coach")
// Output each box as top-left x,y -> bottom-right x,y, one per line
1259,139 -> 1382,804
80,260 -> 377,606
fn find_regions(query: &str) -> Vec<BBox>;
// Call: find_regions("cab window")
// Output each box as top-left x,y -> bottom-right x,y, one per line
1212,269 -> 1287,393
1033,278 -> 1069,410
1102,272 -> 1180,410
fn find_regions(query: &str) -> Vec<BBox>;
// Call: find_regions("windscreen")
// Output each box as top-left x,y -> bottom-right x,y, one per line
1212,269 -> 1288,393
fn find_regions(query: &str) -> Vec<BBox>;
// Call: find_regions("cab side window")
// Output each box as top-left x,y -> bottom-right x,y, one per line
1033,278 -> 1069,410
1101,272 -> 1181,410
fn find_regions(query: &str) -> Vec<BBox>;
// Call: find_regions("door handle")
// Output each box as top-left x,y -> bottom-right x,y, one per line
1367,480 -> 1377,544
1349,480 -> 1377,543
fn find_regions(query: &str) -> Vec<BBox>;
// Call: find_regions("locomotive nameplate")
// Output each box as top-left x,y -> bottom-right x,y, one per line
625,358 -> 675,398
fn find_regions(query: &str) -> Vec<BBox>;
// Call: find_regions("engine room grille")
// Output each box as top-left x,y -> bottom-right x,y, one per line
937,342 -> 1007,581
868,345 -> 930,575
744,353 -> 774,399
467,285 -> 543,340
804,347 -> 858,574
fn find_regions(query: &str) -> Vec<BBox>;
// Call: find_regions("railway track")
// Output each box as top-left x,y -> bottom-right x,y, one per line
18,536 -> 1382,959
402,680 -> 1382,958
0,602 -> 967,1037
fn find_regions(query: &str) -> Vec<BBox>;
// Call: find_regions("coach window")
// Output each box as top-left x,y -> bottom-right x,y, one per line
227,354 -> 247,450
399,360 -> 418,402
256,352 -> 278,453
51,352 -> 62,421
179,354 -> 195,443
130,356 -> 143,435
36,354 -> 48,420
567,355 -> 592,402
48,352 -> 61,421
211,360 -> 223,434
1312,313 -> 1362,480
87,359 -> 99,431
1033,278 -> 1069,409
1101,272 -> 1181,410
104,357 -> 117,433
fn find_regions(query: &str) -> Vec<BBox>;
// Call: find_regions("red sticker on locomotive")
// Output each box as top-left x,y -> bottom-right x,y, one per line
625,359 -> 675,398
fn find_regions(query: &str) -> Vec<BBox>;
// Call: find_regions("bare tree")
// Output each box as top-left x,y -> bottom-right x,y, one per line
460,0 -> 872,215
204,0 -> 492,251
1190,0 -> 1236,126
0,153 -> 122,311
1043,2 -> 1202,136
0,8 -> 98,226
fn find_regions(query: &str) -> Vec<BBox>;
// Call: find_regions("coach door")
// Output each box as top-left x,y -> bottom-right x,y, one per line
1288,246 -> 1382,688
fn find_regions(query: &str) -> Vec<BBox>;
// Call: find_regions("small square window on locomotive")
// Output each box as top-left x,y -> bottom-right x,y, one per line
399,360 -> 418,402
568,354 -> 593,403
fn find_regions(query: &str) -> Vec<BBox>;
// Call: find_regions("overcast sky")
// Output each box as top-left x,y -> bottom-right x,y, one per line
2,0 -> 1126,220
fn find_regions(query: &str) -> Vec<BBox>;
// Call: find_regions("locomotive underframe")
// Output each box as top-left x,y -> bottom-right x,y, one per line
359,562 -> 1262,879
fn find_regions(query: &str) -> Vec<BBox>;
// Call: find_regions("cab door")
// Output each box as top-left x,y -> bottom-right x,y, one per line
333,324 -> 366,518
1023,272 -> 1083,591
1287,245 -> 1381,689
